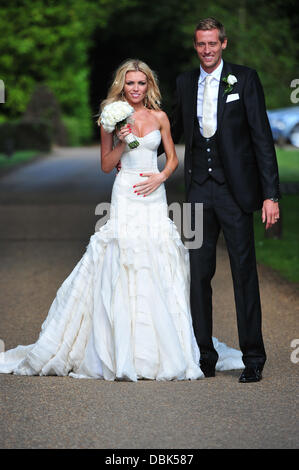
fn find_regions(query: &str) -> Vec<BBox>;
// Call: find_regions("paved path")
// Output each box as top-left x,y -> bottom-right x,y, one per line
0,146 -> 298,449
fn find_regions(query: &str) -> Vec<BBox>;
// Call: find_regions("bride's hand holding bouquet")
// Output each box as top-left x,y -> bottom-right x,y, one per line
100,101 -> 140,149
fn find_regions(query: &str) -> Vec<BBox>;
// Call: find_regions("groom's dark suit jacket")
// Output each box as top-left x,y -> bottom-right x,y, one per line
164,60 -> 280,213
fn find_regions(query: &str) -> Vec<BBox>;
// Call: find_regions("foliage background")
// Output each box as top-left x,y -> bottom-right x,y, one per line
0,0 -> 298,144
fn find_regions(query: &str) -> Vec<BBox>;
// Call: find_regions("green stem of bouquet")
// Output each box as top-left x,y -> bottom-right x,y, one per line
115,119 -> 139,149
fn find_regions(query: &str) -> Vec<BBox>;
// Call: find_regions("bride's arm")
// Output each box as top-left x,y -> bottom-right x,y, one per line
100,124 -> 130,173
159,111 -> 179,180
133,112 -> 179,197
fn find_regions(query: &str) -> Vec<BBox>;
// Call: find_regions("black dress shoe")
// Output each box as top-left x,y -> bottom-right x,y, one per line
239,366 -> 263,383
200,361 -> 216,378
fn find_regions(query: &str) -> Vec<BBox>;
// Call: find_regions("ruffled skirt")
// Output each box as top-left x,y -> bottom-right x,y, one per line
0,170 -> 244,380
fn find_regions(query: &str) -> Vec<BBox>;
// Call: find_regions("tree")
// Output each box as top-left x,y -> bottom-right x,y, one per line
0,0 -> 297,145
0,0 -> 119,142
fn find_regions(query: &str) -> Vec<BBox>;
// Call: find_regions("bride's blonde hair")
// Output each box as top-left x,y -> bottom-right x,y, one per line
96,59 -> 162,125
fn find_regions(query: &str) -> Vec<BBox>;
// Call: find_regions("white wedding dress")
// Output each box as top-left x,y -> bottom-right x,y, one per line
0,130 -> 244,381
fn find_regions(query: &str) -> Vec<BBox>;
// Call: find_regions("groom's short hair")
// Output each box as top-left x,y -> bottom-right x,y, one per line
194,18 -> 227,43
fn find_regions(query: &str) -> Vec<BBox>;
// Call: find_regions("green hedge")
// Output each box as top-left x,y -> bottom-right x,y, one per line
0,120 -> 52,154
62,115 -> 94,147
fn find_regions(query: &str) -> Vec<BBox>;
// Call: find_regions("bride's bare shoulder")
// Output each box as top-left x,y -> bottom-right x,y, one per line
149,109 -> 169,125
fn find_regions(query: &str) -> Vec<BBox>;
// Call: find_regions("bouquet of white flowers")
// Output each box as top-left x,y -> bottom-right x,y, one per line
100,101 -> 139,149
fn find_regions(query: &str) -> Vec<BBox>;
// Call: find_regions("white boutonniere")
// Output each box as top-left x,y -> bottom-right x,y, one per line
222,74 -> 238,96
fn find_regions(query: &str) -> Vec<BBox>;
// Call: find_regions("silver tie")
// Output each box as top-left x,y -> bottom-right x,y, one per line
202,75 -> 215,138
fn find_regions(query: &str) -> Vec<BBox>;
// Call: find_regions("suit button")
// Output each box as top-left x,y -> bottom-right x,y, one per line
208,168 -> 212,172
188,169 -> 192,174
208,158 -> 212,162
207,148 -> 211,152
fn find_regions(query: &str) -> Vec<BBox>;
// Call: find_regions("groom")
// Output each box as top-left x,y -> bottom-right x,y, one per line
170,18 -> 280,383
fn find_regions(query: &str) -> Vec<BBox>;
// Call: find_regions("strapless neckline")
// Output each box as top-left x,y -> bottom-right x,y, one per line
121,128 -> 161,172
135,129 -> 160,139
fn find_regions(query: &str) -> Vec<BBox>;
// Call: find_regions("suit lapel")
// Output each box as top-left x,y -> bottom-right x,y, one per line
188,68 -> 200,149
217,61 -> 232,130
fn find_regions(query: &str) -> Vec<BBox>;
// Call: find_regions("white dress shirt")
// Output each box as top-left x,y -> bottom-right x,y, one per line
197,59 -> 223,136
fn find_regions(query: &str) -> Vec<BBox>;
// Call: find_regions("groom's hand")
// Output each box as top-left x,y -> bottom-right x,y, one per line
262,199 -> 280,230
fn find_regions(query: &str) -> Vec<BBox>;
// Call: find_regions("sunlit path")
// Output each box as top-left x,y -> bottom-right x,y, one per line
0,145 -> 297,449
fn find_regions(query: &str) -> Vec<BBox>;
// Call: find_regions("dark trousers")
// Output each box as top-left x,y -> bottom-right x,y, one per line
188,178 -> 266,368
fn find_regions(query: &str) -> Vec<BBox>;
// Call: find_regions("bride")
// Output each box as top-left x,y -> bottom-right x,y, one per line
0,59 -> 244,381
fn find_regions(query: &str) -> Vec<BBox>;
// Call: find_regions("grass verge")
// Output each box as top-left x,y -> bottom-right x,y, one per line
0,150 -> 40,170
276,146 -> 299,182
254,194 -> 299,283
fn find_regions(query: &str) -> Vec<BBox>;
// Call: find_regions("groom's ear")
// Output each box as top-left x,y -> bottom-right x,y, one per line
221,38 -> 228,50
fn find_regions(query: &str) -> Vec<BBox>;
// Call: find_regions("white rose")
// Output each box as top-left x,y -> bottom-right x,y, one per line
100,101 -> 134,132
227,74 -> 237,86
